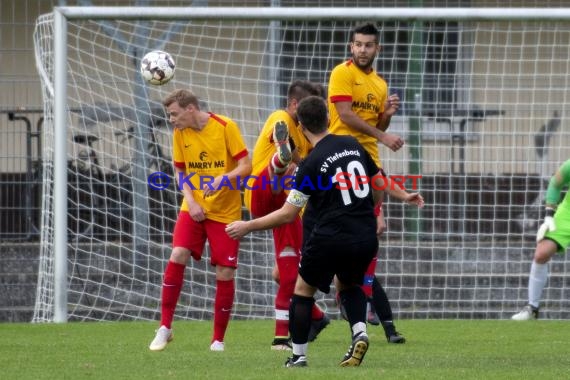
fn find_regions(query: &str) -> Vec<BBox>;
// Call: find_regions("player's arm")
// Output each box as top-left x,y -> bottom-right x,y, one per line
203,153 -> 251,197
376,208 -> 387,236
371,188 -> 387,236
544,159 -> 570,209
175,165 -> 206,222
371,180 -> 385,207
334,100 -> 403,152
172,131 -> 207,221
225,195 -> 303,239
376,93 -> 400,131
228,154 -> 252,180
384,177 -> 424,208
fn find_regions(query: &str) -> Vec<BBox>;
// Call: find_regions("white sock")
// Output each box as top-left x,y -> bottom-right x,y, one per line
528,261 -> 548,308
292,343 -> 308,357
351,322 -> 367,338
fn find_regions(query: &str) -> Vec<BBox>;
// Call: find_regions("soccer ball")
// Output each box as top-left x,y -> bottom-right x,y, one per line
140,50 -> 175,85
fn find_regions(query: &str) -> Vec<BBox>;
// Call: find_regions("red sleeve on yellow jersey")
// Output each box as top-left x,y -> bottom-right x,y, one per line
330,94 -> 352,103
209,112 -> 227,126
174,113 -> 248,223
233,149 -> 248,161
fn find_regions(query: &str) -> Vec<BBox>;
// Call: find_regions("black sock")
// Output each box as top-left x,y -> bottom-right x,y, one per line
339,286 -> 367,328
371,276 -> 400,335
371,276 -> 394,322
382,321 -> 397,337
289,294 -> 314,344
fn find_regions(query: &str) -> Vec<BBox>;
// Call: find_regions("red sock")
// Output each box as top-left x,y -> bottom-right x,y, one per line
274,311 -> 289,339
362,256 -> 378,298
275,256 -> 298,338
271,153 -> 288,174
213,279 -> 235,342
311,304 -> 324,321
160,261 -> 186,329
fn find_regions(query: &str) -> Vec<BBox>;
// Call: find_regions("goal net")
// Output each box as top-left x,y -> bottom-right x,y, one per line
33,7 -> 570,322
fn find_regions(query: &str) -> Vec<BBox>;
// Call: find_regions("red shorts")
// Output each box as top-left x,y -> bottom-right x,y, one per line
172,211 -> 239,268
273,216 -> 303,257
250,167 -> 302,256
250,167 -> 287,218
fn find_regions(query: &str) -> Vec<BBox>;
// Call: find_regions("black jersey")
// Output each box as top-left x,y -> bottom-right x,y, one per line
292,134 -> 379,242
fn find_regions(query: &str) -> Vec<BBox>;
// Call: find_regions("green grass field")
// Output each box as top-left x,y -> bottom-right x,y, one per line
2,319 -> 569,379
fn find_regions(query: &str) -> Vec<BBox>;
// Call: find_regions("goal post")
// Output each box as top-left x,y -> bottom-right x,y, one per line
52,8 -> 68,324
35,6 -> 570,322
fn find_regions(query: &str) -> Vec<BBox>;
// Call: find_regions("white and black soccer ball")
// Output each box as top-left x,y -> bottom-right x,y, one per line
140,50 -> 175,85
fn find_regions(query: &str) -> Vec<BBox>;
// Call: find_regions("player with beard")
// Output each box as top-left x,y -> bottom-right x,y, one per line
328,22 -> 406,343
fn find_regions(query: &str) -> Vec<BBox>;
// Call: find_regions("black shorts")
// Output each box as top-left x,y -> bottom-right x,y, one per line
298,236 -> 378,294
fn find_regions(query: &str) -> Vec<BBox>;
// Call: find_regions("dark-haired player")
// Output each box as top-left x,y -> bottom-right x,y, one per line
328,22 -> 406,342
244,80 -> 330,350
227,96 -> 420,367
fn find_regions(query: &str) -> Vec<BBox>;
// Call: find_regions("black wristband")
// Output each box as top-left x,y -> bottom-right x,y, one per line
545,207 -> 555,217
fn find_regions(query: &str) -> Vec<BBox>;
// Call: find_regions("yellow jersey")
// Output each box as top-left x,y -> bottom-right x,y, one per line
328,59 -> 388,167
172,112 -> 248,223
244,109 -> 311,211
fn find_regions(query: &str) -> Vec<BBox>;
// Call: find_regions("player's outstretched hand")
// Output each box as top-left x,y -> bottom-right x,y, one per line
384,93 -> 400,117
378,132 -> 404,152
226,221 -> 250,240
404,192 -> 425,208
536,213 -> 556,242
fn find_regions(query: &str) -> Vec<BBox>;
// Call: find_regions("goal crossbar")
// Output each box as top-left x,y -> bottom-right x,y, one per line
56,6 -> 570,21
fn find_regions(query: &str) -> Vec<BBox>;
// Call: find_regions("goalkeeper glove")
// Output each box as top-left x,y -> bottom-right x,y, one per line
536,207 -> 556,242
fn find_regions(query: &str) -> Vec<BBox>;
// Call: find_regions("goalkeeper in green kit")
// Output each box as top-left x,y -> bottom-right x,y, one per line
512,159 -> 570,320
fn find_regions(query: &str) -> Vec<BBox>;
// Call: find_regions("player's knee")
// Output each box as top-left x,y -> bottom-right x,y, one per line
534,254 -> 553,265
170,247 -> 192,264
534,240 -> 557,264
216,265 -> 236,281
293,278 -> 314,298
